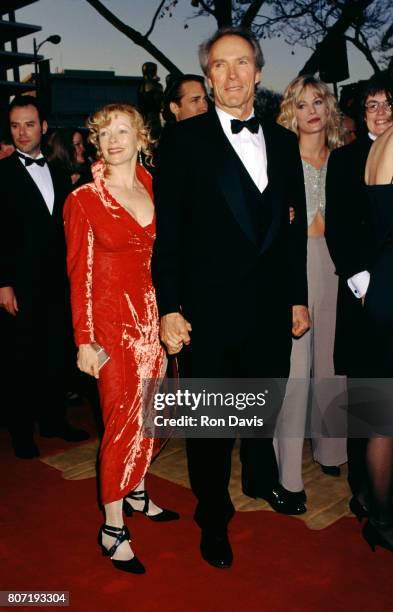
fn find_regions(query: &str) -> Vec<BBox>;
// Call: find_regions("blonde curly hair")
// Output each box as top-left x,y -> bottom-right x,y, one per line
87,103 -> 155,167
277,75 -> 343,150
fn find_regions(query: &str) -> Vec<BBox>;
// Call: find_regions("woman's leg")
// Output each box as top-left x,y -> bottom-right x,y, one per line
102,499 -> 135,560
367,437 -> 393,523
274,329 -> 311,492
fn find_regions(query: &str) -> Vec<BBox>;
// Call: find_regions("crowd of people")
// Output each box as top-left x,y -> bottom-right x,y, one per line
0,26 -> 392,573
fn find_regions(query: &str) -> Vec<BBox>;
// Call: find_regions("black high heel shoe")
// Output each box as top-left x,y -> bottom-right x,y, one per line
362,520 -> 393,554
349,496 -> 369,522
98,524 -> 146,573
123,489 -> 179,522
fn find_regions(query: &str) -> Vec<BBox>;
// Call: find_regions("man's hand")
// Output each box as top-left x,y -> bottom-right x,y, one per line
292,305 -> 310,338
160,312 -> 192,355
77,344 -> 100,379
0,286 -> 18,316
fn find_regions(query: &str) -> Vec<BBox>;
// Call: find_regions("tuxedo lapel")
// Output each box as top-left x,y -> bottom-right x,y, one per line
48,162 -> 65,220
9,152 -> 52,218
258,121 -> 282,255
208,111 -> 258,247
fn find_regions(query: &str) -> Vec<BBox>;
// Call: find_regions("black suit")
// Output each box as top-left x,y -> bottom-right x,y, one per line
0,152 -> 72,445
152,110 -> 307,531
325,135 -> 373,376
325,134 -> 374,498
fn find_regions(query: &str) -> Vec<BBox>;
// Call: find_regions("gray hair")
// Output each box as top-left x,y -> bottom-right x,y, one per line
199,26 -> 265,76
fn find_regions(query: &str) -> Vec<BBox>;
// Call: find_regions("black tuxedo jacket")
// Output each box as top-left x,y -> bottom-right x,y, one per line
0,152 -> 71,310
325,135 -> 373,375
152,110 -> 307,374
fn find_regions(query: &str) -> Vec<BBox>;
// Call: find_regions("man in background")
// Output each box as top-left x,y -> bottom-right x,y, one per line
162,74 -> 209,123
0,95 -> 89,458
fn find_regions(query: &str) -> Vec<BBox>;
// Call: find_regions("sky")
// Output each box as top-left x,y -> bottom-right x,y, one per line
14,0 -> 375,94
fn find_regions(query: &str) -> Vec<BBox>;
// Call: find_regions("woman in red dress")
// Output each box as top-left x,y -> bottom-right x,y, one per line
64,104 -> 178,574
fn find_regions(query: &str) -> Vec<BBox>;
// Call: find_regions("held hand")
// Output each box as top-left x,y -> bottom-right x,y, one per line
160,312 -> 192,355
292,305 -> 311,338
289,206 -> 295,224
0,286 -> 18,316
77,344 -> 100,379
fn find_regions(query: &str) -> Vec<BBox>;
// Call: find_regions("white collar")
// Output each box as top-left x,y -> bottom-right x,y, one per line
16,148 -> 44,160
368,132 -> 377,141
215,106 -> 255,132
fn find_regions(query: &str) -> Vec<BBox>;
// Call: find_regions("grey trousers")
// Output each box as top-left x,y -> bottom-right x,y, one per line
274,236 -> 347,492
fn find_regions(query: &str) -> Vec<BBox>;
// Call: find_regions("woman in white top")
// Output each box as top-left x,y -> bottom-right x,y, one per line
273,75 -> 347,513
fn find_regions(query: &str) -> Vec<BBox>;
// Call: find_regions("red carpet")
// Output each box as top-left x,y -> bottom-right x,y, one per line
1,431 -> 392,612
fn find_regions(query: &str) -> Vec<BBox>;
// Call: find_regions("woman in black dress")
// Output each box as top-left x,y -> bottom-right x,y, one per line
363,122 -> 393,552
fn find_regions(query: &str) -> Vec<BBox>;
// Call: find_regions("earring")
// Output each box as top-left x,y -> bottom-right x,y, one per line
138,149 -> 143,165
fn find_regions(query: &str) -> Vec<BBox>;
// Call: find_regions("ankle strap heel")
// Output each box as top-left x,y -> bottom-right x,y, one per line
98,524 -> 145,574
123,489 -> 179,522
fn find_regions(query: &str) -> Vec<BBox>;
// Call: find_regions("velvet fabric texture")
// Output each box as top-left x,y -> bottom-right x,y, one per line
64,161 -> 165,504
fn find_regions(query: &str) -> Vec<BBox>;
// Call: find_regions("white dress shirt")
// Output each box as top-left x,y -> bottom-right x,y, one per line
215,107 -> 268,193
17,149 -> 55,214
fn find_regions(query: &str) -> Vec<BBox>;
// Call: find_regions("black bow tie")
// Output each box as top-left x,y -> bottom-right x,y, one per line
230,116 -> 259,134
17,152 -> 46,167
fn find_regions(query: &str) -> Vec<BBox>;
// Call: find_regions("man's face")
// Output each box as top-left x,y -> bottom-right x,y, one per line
207,35 -> 261,119
9,105 -> 47,158
342,115 -> 357,144
365,91 -> 393,137
170,81 -> 209,122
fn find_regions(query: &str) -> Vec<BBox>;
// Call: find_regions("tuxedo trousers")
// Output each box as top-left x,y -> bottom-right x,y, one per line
274,236 -> 347,492
0,295 -> 72,441
179,318 -> 291,532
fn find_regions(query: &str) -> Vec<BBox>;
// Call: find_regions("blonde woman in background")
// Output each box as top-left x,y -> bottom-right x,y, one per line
273,76 -> 347,514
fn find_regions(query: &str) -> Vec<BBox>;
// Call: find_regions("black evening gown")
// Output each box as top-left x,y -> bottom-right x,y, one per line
362,183 -> 393,530
364,184 -> 393,376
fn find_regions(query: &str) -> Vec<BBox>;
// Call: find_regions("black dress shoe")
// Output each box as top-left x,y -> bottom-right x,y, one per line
12,439 -> 40,459
200,530 -> 233,569
40,423 -> 90,442
259,484 -> 307,515
349,496 -> 369,522
321,464 -> 341,477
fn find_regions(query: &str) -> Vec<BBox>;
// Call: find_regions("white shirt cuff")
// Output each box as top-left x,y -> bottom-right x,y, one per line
347,271 -> 370,298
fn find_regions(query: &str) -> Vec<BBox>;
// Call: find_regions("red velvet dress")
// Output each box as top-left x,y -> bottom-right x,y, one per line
63,161 -> 165,504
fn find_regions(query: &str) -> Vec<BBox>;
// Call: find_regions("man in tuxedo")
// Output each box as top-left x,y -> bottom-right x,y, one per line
325,74 -> 393,511
152,27 -> 309,568
0,96 -> 89,459
162,74 -> 209,123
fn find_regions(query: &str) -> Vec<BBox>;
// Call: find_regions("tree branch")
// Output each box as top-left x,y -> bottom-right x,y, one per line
85,0 -> 182,75
241,0 -> 266,28
145,0 -> 166,38
298,0 -> 376,75
198,0 -> 216,16
347,30 -> 381,73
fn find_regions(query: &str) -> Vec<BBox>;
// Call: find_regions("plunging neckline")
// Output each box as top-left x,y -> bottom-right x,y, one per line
106,181 -> 154,229
92,161 -> 155,230
301,158 -> 328,172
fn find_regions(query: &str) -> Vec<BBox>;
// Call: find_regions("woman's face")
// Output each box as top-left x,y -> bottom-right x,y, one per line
98,112 -> 139,166
72,131 -> 85,160
364,91 -> 393,137
294,87 -> 329,136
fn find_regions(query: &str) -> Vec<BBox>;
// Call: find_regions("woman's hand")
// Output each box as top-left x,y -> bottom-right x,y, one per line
77,344 -> 100,379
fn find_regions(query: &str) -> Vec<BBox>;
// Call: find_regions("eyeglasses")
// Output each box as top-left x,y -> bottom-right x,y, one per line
364,100 -> 393,113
